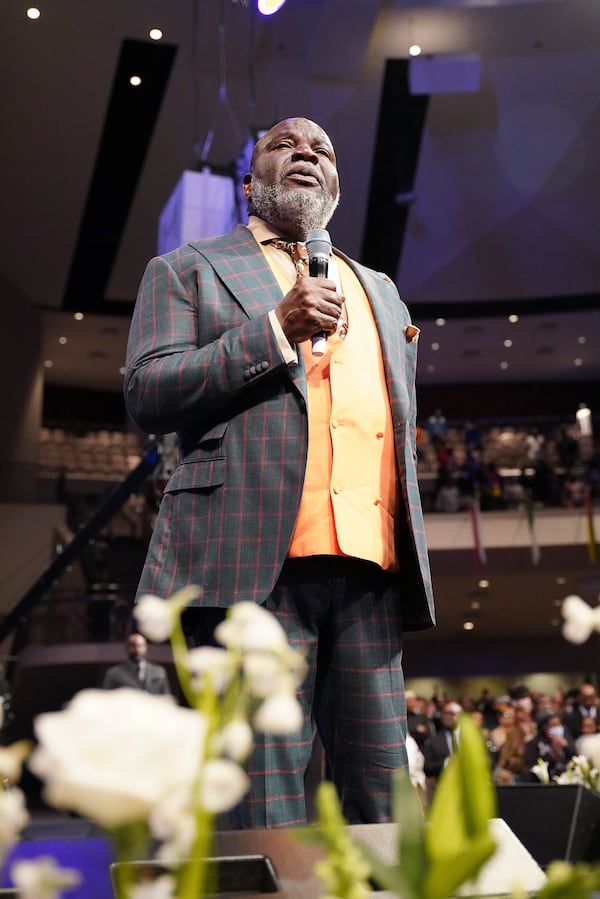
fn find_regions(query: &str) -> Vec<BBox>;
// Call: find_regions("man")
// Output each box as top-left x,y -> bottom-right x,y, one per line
423,700 -> 463,780
563,682 -> 599,738
102,633 -> 171,695
124,117 -> 434,828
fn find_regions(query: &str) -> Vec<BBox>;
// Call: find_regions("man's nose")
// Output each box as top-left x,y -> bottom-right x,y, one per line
293,143 -> 318,162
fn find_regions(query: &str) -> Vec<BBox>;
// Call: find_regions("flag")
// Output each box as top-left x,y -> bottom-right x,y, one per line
585,493 -> 597,563
524,490 -> 541,565
470,494 -> 487,566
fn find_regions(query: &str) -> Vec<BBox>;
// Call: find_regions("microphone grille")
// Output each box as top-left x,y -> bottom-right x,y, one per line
305,228 -> 331,258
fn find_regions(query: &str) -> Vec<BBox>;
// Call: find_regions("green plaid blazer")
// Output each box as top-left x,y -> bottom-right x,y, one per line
124,225 -> 434,632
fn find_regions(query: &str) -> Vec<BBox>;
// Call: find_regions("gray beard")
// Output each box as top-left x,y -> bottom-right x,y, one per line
249,177 -> 339,240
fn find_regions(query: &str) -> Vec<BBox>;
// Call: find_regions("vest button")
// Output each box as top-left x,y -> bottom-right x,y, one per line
333,485 -> 342,494
331,419 -> 338,429
376,431 -> 384,439
374,497 -> 382,505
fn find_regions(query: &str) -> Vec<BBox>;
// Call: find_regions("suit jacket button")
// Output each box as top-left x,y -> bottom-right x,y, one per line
249,365 -> 257,376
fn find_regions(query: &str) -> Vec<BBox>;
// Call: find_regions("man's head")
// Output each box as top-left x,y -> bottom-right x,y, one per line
242,117 -> 340,241
440,701 -> 463,730
579,683 -> 597,709
126,633 -> 147,662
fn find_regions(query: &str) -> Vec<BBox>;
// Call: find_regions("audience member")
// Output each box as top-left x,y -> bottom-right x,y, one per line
563,682 -> 598,738
423,701 -> 463,779
524,711 -> 576,781
102,633 -> 172,695
406,690 -> 437,749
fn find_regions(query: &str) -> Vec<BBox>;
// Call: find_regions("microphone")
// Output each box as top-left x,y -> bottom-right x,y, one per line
305,228 -> 332,357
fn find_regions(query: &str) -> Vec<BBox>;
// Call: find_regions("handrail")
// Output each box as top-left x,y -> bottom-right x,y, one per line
0,446 -> 160,644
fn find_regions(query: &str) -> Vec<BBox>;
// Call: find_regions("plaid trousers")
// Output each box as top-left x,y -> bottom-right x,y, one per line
217,556 -> 408,829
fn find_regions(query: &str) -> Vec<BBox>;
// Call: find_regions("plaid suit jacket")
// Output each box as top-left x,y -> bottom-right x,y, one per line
124,225 -> 434,631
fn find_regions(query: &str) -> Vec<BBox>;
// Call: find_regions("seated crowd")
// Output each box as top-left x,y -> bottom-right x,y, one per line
416,411 -> 600,513
406,681 -> 600,797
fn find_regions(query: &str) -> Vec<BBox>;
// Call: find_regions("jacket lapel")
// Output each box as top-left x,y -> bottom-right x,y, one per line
189,225 -> 308,399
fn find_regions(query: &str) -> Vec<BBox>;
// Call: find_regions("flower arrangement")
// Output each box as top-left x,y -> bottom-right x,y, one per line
532,755 -> 600,793
0,588 -> 598,897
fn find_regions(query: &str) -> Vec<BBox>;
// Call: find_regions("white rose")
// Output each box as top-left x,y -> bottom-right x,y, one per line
29,689 -> 207,828
215,602 -> 289,653
10,856 -> 81,899
254,692 -> 304,734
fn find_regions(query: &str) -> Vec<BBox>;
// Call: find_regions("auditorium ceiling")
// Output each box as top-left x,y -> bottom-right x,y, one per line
1,0 -> 599,394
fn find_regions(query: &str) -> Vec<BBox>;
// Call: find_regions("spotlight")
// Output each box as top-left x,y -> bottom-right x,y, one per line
257,0 -> 287,15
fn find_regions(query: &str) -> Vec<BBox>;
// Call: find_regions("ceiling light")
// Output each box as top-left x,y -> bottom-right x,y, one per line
149,28 -> 163,41
500,361 -> 509,369
574,358 -> 583,367
435,318 -> 445,326
426,364 -> 435,373
44,360 -> 53,368
503,339 -> 512,348
74,312 -> 84,321
478,579 -> 489,589
58,336 -> 67,345
556,577 -> 566,585
119,366 -> 126,376
508,314 -> 519,323
577,336 -> 586,344
470,601 -> 481,610
431,342 -> 440,351
257,0 -> 287,15
130,75 -> 142,87
463,620 -> 475,631
409,44 -> 422,57
26,7 -> 41,19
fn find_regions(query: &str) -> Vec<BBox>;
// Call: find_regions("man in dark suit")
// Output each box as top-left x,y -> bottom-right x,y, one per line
423,700 -> 463,779
124,117 -> 435,828
102,633 -> 171,695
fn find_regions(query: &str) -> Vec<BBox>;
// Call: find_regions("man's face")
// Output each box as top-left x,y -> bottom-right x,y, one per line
127,634 -> 147,662
441,704 -> 462,729
243,117 -> 340,240
580,685 -> 597,708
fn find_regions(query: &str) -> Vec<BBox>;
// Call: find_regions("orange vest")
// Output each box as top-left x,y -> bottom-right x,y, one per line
257,233 -> 399,571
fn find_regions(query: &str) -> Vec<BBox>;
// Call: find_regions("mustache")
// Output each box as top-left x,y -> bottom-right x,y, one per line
282,165 -> 324,188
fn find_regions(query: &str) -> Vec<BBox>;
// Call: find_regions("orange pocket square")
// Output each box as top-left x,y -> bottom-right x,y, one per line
405,325 -> 420,343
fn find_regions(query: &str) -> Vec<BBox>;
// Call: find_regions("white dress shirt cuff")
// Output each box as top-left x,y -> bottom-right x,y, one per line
268,309 -> 298,365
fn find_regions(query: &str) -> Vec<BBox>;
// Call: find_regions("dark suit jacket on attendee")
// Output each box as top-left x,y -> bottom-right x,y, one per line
124,225 -> 434,631
423,729 -> 455,778
102,660 -> 171,695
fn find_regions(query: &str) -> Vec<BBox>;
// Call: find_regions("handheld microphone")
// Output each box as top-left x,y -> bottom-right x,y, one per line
305,228 -> 332,357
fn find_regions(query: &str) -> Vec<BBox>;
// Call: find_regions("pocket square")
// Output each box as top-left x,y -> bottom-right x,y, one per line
405,325 -> 420,344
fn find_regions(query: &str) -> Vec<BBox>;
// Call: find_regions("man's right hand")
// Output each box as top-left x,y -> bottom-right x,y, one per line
275,277 -> 343,345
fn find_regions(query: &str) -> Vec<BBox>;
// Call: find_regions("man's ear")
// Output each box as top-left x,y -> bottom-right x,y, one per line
242,173 -> 252,200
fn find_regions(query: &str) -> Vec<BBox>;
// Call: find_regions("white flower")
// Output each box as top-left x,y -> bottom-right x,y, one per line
10,856 -> 81,899
254,692 -> 304,734
135,585 -> 201,642
213,719 -> 254,762
243,649 -> 307,698
29,689 -> 207,829
130,876 -> 176,899
561,594 -> 600,644
149,786 -> 197,865
0,741 -> 31,785
531,758 -> 550,784
0,789 -> 29,853
186,646 -> 236,693
199,759 -> 249,813
215,602 -> 289,653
